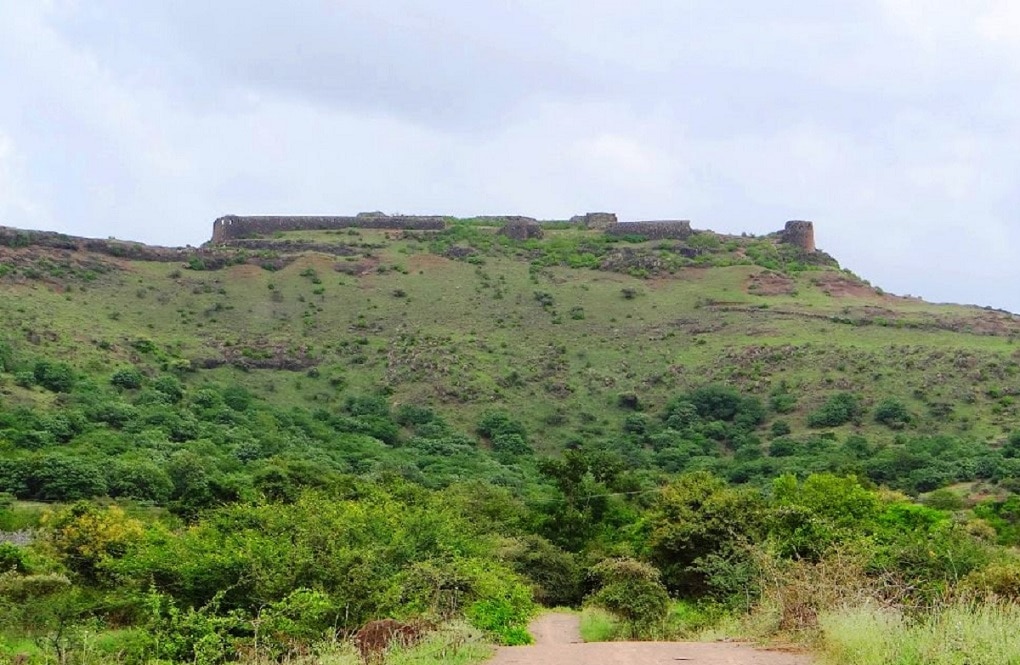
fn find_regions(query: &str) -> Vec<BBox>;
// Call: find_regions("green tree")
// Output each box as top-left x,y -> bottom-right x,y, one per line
587,558 -> 670,636
646,471 -> 765,594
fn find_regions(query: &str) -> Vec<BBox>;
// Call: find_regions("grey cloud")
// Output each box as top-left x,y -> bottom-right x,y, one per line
1,1 -> 1019,311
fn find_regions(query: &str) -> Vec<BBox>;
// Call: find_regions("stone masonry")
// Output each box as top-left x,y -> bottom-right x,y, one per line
604,220 -> 693,240
211,214 -> 447,243
780,221 -> 816,252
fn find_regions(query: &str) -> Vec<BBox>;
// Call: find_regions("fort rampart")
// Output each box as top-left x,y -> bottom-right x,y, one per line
604,220 -> 693,240
211,214 -> 447,243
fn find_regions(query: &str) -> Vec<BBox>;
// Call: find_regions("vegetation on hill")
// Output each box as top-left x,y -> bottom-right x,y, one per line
1,219 -> 1020,663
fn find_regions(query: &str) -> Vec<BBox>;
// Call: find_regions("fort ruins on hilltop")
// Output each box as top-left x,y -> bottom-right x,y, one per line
211,213 -> 818,252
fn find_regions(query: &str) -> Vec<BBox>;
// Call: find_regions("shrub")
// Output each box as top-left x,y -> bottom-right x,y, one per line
152,375 -> 184,403
32,361 -> 75,393
874,398 -> 912,429
110,367 -> 144,390
587,558 -> 670,637
963,561 -> 1020,600
502,535 -> 582,607
808,392 -> 863,428
477,412 -> 528,443
40,502 -> 144,583
770,420 -> 792,437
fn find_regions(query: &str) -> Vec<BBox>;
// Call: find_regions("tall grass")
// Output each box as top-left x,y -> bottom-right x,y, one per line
580,601 -> 731,642
819,600 -> 1020,665
579,607 -> 621,642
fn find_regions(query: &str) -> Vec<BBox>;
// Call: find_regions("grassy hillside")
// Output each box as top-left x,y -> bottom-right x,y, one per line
2,220 -> 1018,449
4,219 -> 1020,665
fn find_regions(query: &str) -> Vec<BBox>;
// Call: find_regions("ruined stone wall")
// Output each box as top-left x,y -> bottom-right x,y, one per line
0,226 -> 194,262
569,212 -> 618,229
211,214 -> 447,243
472,215 -> 539,225
604,220 -> 693,240
780,220 -> 816,252
497,219 -> 544,240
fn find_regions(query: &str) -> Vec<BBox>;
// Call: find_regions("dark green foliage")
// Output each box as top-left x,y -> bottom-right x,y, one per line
12,455 -> 108,501
395,403 -> 437,427
874,398 -> 913,429
647,471 -> 766,594
503,535 -> 582,607
477,411 -> 528,443
110,367 -> 144,390
221,385 -> 252,412
588,558 -> 670,635
1003,431 -> 1020,458
32,360 -> 75,393
685,385 -> 764,426
807,392 -> 863,427
770,420 -> 792,437
152,375 -> 184,403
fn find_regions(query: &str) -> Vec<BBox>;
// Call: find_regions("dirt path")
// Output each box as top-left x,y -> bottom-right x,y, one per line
487,613 -> 813,665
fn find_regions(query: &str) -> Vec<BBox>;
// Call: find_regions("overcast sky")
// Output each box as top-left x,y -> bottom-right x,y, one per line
1,2 -> 1018,311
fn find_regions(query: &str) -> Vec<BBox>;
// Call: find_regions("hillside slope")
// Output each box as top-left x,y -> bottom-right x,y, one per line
2,220 -> 1017,443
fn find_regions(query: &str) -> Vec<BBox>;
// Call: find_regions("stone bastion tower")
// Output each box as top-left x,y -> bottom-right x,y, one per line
781,221 -> 816,252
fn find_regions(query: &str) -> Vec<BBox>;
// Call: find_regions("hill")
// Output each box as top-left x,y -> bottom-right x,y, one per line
3,214 -> 1020,664
2,216 -> 1018,449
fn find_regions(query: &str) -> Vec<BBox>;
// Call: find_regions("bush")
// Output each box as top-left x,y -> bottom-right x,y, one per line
32,361 -> 75,393
587,558 -> 670,637
110,367 -> 144,390
874,398 -> 912,429
477,412 -> 528,443
770,420 -> 791,437
808,393 -> 863,428
502,535 -> 582,607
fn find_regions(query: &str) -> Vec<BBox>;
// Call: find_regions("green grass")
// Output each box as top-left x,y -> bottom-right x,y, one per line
0,623 -> 493,665
580,601 -> 732,643
818,601 -> 1020,665
579,607 -> 622,642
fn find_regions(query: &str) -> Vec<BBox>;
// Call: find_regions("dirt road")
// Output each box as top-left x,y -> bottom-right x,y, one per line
487,613 -> 813,665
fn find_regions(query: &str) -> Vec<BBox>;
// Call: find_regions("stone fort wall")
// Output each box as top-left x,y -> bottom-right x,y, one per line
211,214 -> 447,242
209,213 -> 816,252
604,220 -> 693,240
